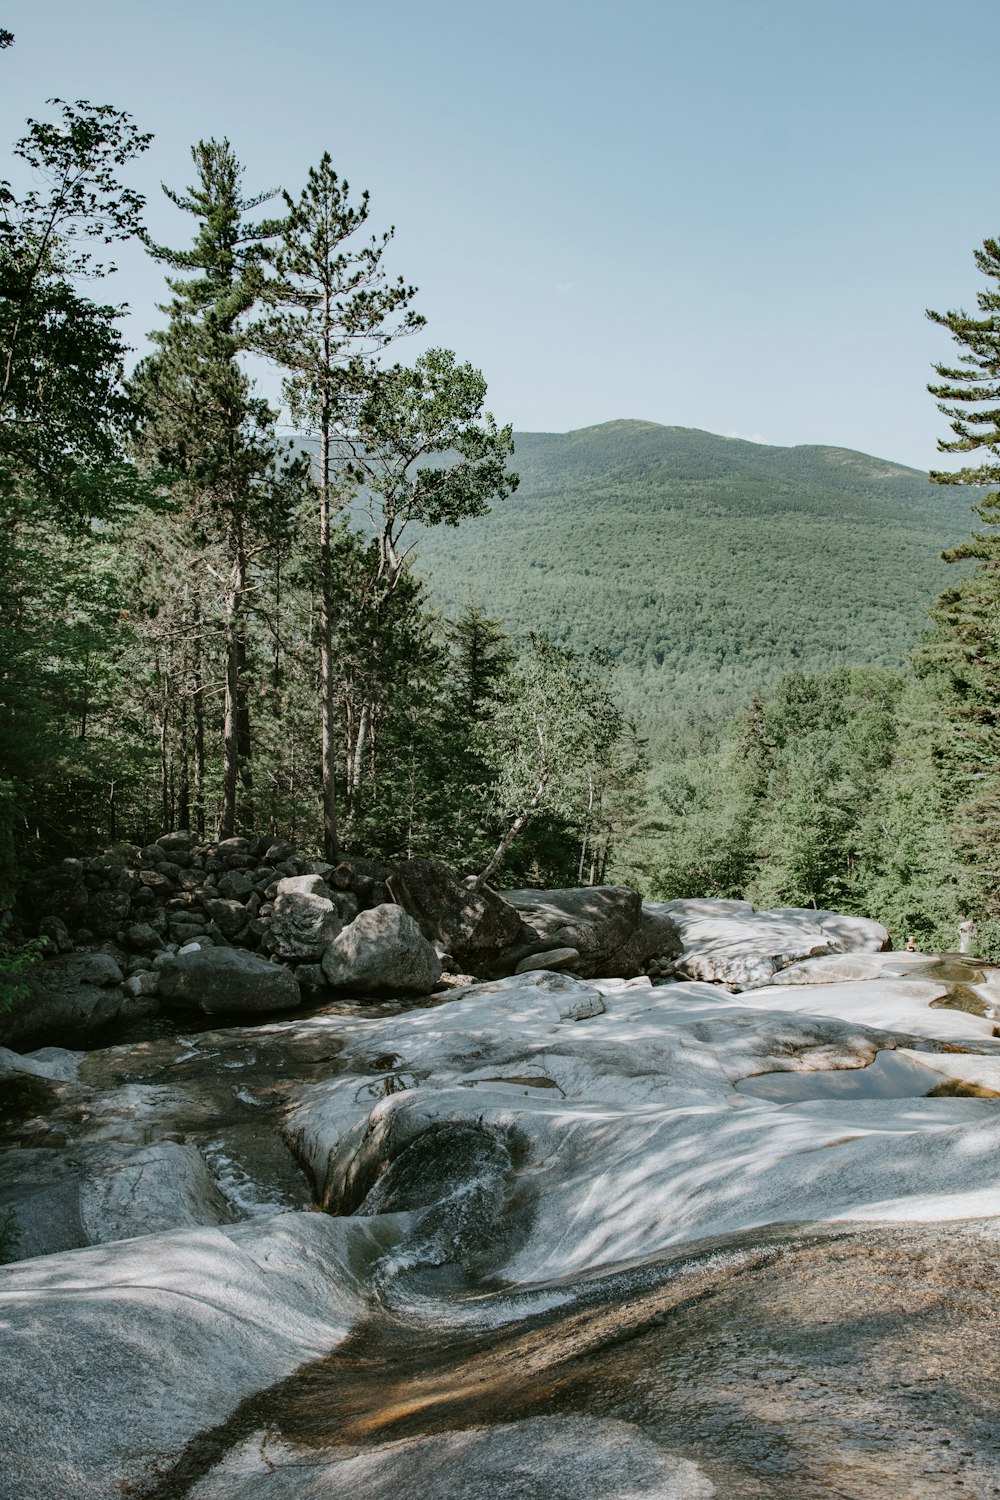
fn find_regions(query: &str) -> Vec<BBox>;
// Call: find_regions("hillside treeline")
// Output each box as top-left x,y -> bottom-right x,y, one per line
411,421 -> 969,738
0,100 -> 643,900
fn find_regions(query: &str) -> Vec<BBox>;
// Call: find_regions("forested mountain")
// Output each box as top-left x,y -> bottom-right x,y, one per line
409,420 -> 969,736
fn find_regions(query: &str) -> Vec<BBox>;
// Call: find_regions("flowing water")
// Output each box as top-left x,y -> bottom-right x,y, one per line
12,963 -> 1000,1498
137,1220 -> 1000,1500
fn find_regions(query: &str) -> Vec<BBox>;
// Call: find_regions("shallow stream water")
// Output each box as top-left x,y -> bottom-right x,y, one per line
11,959 -> 1000,1498
137,1219 -> 1000,1500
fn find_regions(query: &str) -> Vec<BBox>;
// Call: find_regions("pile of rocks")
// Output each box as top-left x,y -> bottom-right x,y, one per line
11,835 -> 450,1039
11,836 -> 892,1050
21,832 -> 382,957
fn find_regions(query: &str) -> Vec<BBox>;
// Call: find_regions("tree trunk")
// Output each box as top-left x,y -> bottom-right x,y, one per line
219,541 -> 248,838
474,772 -> 548,892
350,700 -> 372,814
319,418 -> 340,861
235,625 -> 254,831
192,590 -> 206,837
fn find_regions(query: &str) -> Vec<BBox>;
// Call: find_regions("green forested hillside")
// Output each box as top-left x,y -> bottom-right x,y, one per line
409,420 -> 970,736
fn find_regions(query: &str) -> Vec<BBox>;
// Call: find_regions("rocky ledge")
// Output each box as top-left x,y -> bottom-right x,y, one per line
1,917 -> 998,1498
3,833 -> 891,1050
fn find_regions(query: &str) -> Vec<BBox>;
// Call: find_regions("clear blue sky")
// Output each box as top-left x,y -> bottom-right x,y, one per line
5,0 -> 999,468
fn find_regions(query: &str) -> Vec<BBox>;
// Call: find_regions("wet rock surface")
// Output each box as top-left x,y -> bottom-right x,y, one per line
155,1223 -> 1000,1500
2,943 -> 1000,1497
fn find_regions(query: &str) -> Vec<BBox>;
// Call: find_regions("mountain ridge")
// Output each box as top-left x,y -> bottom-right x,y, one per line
408,419 -> 969,737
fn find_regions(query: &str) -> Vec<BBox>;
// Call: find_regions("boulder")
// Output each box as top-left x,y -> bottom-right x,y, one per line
123,922 -> 161,952
156,830 -> 198,856
500,886 -> 645,979
388,857 -> 522,974
203,897 -> 250,939
277,873 -> 331,899
158,946 -> 301,1016
123,970 -> 160,1000
514,946 -> 581,974
0,1141 -> 230,1261
0,952 -> 147,1050
216,837 -> 252,861
605,904 -> 683,976
216,870 -> 255,901
658,898 -> 887,991
776,908 -> 891,954
321,904 -> 443,995
138,868 -> 173,898
264,839 -> 297,863
267,876 -> 345,961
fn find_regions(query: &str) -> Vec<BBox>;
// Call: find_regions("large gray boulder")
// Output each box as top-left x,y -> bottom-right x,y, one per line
500,886 -> 668,979
158,946 -> 301,1016
658,898 -> 890,992
267,874 -> 347,961
388,858 -> 522,974
774,907 -> 891,954
0,951 -> 149,1050
321,904 -> 443,995
0,1140 -> 230,1260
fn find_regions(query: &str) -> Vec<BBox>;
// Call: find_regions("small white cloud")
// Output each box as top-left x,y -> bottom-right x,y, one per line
554,281 -> 573,294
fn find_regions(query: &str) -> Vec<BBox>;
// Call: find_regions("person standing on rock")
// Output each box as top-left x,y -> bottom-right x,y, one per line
958,918 -> 977,955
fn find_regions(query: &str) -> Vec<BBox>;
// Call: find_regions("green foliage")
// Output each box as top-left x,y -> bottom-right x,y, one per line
0,101 -> 157,869
919,229 -> 1000,940
354,349 -> 519,539
253,151 -> 423,445
644,666 -> 969,949
0,100 -> 150,516
409,420 -> 969,741
475,635 -> 644,887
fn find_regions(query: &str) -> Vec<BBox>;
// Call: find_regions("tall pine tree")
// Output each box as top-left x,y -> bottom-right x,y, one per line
131,140 -> 301,836
925,233 -> 1000,924
252,156 -> 422,857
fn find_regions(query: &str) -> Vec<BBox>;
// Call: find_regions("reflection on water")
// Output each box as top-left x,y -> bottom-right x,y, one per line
736,1048 -> 952,1103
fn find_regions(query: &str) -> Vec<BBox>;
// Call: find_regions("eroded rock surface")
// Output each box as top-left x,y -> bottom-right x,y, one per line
662,897 -> 891,990
2,933 -> 1000,1499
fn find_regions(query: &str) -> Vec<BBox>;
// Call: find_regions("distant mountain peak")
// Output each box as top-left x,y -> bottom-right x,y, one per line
411,420 -> 962,739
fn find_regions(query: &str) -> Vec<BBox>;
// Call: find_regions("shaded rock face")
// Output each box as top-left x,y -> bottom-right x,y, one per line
514,946 -> 580,975
321,905 -> 443,996
388,858 -> 522,973
0,952 -> 151,1050
501,886 -> 680,979
158,946 -> 302,1016
1,1140 -> 231,1259
267,876 -> 350,962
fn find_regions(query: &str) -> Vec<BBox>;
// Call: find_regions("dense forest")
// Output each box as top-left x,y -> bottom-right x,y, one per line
0,94 -> 643,911
5,70 -> 1000,962
410,421 -> 969,735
